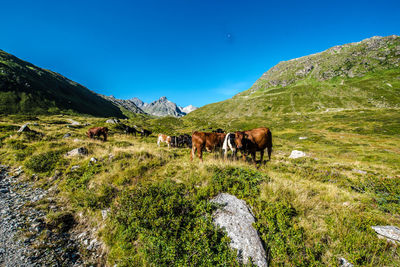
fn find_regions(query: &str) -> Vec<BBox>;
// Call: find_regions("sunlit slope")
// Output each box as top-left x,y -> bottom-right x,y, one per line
0,50 -> 126,118
187,35 -> 400,122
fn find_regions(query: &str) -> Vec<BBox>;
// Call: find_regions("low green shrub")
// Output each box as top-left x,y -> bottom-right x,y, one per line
105,180 -> 238,266
25,150 -> 62,173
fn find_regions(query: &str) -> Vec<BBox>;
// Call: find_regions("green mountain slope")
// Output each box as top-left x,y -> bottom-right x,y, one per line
0,50 -> 127,118
187,35 -> 400,122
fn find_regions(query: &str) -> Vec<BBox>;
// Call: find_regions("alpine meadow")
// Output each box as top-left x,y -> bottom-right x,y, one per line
0,31 -> 399,267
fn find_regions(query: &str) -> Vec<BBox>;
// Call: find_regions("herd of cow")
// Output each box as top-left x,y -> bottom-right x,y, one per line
86,126 -> 272,166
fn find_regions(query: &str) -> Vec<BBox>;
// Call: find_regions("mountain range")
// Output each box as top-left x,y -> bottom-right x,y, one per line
130,96 -> 197,117
1,35 -> 398,120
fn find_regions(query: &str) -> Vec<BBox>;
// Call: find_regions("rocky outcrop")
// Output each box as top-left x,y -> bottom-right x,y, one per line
247,35 -> 400,93
131,96 -> 198,117
211,193 -> 267,267
100,95 -> 146,115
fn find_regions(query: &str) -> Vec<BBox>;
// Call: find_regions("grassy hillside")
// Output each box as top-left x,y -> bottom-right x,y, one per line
186,35 -> 400,122
0,50 -> 127,118
0,110 -> 399,266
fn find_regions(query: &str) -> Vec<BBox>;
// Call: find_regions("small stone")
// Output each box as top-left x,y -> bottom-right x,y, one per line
71,165 -> 80,171
90,157 -> 98,163
339,257 -> 353,267
106,118 -> 120,124
289,150 -> 306,159
68,119 -> 80,126
352,169 -> 367,175
101,209 -> 109,220
63,133 -> 72,138
299,136 -> 308,140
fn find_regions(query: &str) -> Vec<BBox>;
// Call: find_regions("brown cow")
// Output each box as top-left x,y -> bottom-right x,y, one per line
87,127 -> 108,141
234,127 -> 272,165
190,131 -> 226,161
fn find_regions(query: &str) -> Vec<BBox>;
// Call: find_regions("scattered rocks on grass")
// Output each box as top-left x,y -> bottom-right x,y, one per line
371,226 -> 400,244
289,150 -> 306,159
211,193 -> 267,267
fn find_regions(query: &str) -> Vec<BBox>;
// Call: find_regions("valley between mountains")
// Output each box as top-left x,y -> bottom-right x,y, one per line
0,35 -> 399,266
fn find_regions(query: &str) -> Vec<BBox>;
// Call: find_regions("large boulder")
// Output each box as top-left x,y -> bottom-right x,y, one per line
211,193 -> 267,267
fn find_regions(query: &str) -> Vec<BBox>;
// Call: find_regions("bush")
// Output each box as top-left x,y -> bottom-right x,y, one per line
25,150 -> 62,173
105,180 -> 238,266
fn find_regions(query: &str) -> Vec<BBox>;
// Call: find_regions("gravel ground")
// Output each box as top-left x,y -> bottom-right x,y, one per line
0,165 -> 83,267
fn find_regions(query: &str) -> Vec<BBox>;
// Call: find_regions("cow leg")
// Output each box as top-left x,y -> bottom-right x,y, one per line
233,149 -> 237,160
198,148 -> 203,162
191,146 -> 196,161
260,150 -> 264,165
251,151 -> 257,166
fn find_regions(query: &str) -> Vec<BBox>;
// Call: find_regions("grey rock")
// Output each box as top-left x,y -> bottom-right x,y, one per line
371,226 -> 400,243
299,136 -> 308,140
339,257 -> 354,267
63,133 -> 72,138
106,118 -> 120,124
90,157 -> 98,163
71,165 -> 80,171
352,169 -> 367,175
101,209 -> 110,220
68,119 -> 80,126
211,193 -> 267,267
289,150 -> 306,159
17,124 -> 31,133
66,147 -> 88,157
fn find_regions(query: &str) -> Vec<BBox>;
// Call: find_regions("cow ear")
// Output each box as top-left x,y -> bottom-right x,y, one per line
244,133 -> 248,138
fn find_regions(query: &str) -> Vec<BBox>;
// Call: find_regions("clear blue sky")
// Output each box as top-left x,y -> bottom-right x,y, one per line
1,0 -> 399,107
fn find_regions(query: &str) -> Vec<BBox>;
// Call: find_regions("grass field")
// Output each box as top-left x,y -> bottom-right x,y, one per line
0,109 -> 399,266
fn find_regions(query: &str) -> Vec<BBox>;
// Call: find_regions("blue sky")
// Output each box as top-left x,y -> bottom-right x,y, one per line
1,0 -> 399,107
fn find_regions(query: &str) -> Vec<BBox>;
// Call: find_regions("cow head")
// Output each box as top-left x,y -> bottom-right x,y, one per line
234,131 -> 247,150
